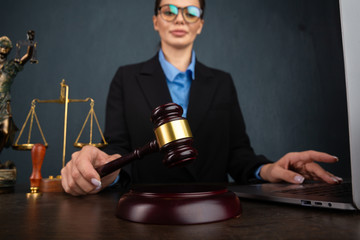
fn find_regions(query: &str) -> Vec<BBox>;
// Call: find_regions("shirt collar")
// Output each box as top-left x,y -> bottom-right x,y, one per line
158,49 -> 196,82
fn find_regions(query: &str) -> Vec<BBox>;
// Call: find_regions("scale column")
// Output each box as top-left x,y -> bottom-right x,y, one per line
61,81 -> 69,169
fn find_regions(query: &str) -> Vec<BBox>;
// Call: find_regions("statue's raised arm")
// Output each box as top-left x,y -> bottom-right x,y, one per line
14,30 -> 38,65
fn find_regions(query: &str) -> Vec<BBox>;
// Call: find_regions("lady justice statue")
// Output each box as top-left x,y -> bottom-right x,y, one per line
0,30 -> 38,155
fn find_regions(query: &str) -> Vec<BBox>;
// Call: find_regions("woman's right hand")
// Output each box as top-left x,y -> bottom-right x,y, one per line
61,145 -> 121,196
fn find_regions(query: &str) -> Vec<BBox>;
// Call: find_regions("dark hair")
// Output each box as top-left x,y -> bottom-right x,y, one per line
154,0 -> 206,19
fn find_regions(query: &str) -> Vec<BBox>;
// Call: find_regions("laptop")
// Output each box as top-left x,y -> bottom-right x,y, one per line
228,0 -> 360,211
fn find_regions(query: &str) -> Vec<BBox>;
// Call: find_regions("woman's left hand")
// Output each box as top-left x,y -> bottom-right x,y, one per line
260,150 -> 343,184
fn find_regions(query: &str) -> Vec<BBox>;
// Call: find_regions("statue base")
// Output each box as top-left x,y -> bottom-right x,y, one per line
0,169 -> 16,189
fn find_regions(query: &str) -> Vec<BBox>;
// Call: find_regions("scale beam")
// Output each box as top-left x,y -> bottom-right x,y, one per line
13,80 -> 107,169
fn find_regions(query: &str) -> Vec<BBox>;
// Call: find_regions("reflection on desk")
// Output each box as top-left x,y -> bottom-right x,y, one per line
1,185 -> 360,240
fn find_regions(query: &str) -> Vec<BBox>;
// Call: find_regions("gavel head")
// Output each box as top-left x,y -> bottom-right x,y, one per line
151,103 -> 197,167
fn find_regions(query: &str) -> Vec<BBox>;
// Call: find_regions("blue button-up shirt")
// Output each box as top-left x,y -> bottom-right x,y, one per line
158,49 -> 195,117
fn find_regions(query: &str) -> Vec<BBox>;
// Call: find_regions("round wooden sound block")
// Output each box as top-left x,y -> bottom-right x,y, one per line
116,185 -> 242,225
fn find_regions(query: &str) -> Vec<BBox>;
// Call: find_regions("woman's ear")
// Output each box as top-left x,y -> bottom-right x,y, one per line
153,15 -> 159,32
197,19 -> 204,35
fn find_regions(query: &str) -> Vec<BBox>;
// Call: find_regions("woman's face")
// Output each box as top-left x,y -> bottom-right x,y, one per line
153,0 -> 204,50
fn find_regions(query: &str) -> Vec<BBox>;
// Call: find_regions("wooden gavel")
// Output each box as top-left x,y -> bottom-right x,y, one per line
95,103 -> 198,178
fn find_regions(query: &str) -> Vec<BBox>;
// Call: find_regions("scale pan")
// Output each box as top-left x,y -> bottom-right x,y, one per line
12,143 -> 48,151
73,142 -> 108,148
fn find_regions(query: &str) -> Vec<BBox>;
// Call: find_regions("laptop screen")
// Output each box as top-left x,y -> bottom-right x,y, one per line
339,0 -> 360,209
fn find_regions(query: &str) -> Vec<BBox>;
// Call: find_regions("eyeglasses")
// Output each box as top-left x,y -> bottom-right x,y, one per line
158,4 -> 202,23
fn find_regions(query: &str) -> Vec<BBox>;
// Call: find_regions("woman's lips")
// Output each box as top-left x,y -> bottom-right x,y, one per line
170,30 -> 187,37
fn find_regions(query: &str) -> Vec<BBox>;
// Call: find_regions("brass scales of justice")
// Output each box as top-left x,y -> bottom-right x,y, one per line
13,79 -> 107,192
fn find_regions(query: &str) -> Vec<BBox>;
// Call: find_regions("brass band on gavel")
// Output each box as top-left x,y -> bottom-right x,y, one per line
154,119 -> 193,148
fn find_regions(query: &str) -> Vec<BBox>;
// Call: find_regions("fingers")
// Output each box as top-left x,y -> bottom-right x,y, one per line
285,150 -> 339,165
265,163 -> 341,185
280,169 -> 305,184
262,150 -> 344,185
303,162 -> 343,184
277,166 -> 343,185
261,164 -> 305,184
286,151 -> 343,184
61,160 -> 98,196
273,166 -> 341,185
61,146 -> 113,196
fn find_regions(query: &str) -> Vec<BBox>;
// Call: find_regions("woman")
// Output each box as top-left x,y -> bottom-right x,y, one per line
61,0 -> 342,196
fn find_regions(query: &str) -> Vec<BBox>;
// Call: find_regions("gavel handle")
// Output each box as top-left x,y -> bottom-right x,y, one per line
95,139 -> 159,178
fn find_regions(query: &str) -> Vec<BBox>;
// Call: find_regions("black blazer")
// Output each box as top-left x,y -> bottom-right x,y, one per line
103,54 -> 270,184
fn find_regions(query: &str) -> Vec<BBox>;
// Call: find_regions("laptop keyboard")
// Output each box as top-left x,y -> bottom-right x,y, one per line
277,182 -> 352,198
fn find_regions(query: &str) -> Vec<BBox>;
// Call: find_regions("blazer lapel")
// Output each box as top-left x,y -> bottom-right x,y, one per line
136,55 -> 172,111
185,61 -> 218,181
187,61 -> 218,135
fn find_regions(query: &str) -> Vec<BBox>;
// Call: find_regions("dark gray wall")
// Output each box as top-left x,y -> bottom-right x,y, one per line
1,0 -> 349,184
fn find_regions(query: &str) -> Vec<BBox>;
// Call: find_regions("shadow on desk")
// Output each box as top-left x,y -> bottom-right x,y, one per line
0,185 -> 359,240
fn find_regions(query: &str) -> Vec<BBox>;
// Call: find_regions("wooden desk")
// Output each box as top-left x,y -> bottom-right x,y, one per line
1,185 -> 360,240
